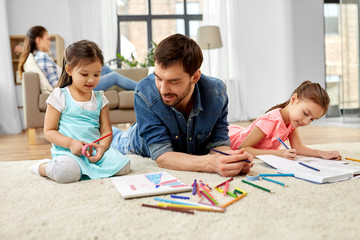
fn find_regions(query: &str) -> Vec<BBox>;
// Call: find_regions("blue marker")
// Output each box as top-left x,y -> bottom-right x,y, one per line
170,194 -> 190,200
276,137 -> 289,149
192,179 -> 197,195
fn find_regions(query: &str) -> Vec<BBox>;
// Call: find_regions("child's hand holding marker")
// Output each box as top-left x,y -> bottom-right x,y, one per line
276,137 -> 297,160
210,148 -> 254,177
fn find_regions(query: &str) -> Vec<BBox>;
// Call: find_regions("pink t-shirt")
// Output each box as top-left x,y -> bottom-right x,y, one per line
228,108 -> 294,150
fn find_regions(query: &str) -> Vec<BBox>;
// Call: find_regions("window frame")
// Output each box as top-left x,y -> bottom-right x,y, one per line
116,0 -> 203,55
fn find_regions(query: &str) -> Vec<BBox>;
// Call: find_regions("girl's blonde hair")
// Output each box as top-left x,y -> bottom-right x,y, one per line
58,40 -> 104,88
266,80 -> 330,115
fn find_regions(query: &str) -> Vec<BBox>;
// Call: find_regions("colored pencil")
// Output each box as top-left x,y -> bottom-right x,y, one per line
215,177 -> 234,188
299,162 -> 320,172
226,191 -> 238,198
223,180 -> 229,196
261,177 -> 287,186
258,173 -> 295,177
221,192 -> 247,208
92,133 -> 112,143
170,194 -> 190,200
199,183 -> 217,204
192,179 -> 197,195
142,204 -> 194,214
345,157 -> 360,163
234,187 -> 247,195
154,197 -> 199,207
200,190 -> 216,205
242,179 -> 274,194
158,203 -> 225,213
210,148 -> 251,163
276,137 -> 289,149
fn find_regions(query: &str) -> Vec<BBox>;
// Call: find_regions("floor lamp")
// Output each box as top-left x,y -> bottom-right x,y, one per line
196,25 -> 223,76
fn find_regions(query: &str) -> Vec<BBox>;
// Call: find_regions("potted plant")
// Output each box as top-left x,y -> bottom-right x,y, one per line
111,41 -> 157,82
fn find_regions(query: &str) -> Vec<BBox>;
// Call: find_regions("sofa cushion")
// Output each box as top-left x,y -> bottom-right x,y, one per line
24,53 -> 54,94
104,90 -> 119,110
119,91 -> 135,109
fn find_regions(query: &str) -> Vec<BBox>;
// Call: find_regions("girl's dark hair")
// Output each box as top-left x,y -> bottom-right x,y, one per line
266,80 -> 330,115
58,40 -> 104,88
154,33 -> 203,76
18,26 -> 47,77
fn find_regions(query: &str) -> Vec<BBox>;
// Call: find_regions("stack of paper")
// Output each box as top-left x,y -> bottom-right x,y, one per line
256,155 -> 360,184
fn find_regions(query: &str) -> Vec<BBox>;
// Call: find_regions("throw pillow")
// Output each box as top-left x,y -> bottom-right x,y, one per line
23,53 -> 54,94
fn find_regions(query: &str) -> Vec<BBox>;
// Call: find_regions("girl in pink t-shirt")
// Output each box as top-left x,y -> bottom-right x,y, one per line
228,81 -> 341,160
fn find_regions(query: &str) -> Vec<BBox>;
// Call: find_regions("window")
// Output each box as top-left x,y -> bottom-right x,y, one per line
116,0 -> 203,66
324,0 -> 360,117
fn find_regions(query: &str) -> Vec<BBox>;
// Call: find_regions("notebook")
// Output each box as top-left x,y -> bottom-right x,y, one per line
256,155 -> 360,184
111,171 -> 192,199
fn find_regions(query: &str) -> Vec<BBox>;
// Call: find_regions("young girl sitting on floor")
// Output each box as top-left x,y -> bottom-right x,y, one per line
228,81 -> 342,160
30,40 -> 130,183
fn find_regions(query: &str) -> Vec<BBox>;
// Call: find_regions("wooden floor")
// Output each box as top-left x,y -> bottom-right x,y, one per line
0,122 -> 359,162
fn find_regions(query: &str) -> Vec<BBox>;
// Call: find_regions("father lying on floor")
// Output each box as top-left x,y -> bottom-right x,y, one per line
111,33 -> 253,177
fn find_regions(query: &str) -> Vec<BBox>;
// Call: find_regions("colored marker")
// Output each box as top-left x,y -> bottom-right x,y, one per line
258,173 -> 294,177
215,177 -> 234,188
242,179 -> 273,194
223,180 -> 229,196
261,177 -> 287,186
299,162 -> 320,172
192,179 -> 197,195
221,192 -> 247,208
276,137 -> 289,149
210,148 -> 251,163
345,157 -> 360,163
170,194 -> 190,200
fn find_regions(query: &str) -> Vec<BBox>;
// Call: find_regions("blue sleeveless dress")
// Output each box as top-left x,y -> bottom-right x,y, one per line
50,88 -> 130,179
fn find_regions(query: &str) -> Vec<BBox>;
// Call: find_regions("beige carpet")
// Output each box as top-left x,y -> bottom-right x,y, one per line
1,142 -> 360,240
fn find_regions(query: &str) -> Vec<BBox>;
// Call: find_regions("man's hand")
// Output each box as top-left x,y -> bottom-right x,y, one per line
210,149 -> 254,177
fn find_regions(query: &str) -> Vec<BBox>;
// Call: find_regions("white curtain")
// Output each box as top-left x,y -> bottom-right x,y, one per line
69,0 -> 117,62
203,0 -> 249,122
0,0 -> 22,135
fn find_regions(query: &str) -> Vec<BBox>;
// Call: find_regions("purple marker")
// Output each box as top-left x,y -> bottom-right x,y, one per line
192,179 -> 197,195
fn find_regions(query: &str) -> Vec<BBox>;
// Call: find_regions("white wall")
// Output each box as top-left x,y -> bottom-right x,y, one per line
7,0 -> 325,121
234,0 -> 325,120
6,0 -> 72,46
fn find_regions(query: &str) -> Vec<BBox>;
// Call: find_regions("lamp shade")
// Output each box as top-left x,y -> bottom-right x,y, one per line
196,25 -> 223,50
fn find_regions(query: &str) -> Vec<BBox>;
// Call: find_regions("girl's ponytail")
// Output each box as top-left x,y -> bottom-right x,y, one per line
266,80 -> 330,115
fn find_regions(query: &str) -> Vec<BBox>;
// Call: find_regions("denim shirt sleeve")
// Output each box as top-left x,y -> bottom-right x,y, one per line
204,81 -> 231,152
134,90 -> 174,160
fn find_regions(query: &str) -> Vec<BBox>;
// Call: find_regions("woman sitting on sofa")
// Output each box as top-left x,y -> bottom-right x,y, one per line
18,25 -> 138,91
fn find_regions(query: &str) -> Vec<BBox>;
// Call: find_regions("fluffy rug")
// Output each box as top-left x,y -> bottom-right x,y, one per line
1,142 -> 360,240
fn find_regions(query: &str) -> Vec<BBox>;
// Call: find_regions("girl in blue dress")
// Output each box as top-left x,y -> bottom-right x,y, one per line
30,40 -> 130,183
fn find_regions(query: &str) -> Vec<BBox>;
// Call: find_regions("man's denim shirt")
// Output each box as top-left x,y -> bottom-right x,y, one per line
128,73 -> 231,160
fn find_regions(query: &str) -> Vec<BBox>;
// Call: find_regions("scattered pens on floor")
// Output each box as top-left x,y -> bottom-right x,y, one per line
242,179 -> 274,194
299,162 -> 320,172
261,177 -> 287,186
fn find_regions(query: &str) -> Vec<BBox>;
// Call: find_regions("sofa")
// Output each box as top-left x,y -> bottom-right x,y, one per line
22,68 -> 148,144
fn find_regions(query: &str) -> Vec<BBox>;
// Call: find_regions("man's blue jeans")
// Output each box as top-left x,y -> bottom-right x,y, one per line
94,65 -> 138,91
